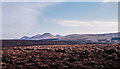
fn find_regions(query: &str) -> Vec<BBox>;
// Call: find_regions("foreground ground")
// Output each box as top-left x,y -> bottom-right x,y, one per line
2,44 -> 120,69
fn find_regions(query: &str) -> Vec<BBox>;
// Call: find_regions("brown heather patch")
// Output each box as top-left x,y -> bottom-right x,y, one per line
2,44 -> 120,69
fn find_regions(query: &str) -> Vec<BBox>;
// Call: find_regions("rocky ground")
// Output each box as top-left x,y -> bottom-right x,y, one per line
2,44 -> 120,69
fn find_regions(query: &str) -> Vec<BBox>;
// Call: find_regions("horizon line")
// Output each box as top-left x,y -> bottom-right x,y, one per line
1,31 -> 119,39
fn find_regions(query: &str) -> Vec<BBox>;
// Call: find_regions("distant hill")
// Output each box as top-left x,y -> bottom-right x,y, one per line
21,33 -> 57,40
20,36 -> 29,40
20,32 -> 120,43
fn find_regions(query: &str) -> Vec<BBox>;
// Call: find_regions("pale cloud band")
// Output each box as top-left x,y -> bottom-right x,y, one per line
103,0 -> 119,2
1,0 -> 120,2
58,20 -> 117,28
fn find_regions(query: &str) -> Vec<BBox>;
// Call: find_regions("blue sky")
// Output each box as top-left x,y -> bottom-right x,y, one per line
2,2 -> 118,39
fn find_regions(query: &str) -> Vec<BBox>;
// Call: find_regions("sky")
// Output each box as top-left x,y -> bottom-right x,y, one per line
2,1 -> 118,39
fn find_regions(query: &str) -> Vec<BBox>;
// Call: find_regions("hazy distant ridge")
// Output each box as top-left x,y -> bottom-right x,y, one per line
20,32 -> 120,43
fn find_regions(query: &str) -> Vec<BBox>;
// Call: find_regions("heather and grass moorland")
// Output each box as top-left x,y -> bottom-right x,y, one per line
2,43 -> 120,69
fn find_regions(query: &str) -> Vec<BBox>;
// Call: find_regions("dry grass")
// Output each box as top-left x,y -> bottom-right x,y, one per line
2,44 -> 120,69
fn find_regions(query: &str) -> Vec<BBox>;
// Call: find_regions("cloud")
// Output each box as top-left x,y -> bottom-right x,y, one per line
1,0 -> 119,2
91,21 -> 117,27
2,2 -> 56,39
103,0 -> 119,2
1,0 -> 67,2
58,20 -> 92,27
57,20 -> 117,28
57,20 -> 117,35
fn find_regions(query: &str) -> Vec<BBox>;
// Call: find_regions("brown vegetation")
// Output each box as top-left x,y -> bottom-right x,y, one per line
2,44 -> 120,69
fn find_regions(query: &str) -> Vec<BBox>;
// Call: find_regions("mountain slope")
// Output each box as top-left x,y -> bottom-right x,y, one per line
20,32 -> 120,43
20,36 -> 29,40
25,33 -> 57,40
